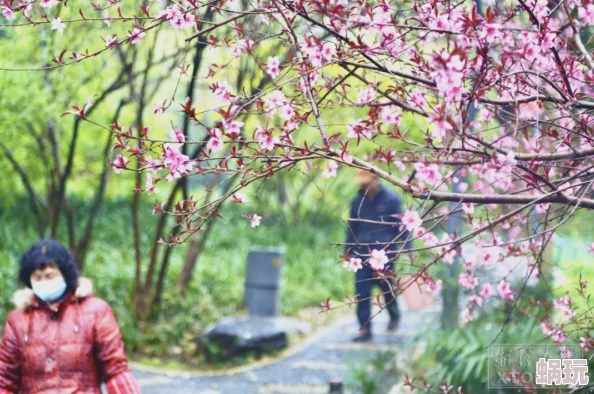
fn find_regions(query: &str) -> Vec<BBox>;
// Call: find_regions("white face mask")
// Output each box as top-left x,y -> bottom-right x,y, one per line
31,276 -> 67,302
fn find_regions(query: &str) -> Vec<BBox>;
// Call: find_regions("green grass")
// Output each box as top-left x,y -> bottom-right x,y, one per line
0,195 -> 352,361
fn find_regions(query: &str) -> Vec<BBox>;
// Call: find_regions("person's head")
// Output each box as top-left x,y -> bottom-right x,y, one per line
356,169 -> 380,190
19,240 -> 79,302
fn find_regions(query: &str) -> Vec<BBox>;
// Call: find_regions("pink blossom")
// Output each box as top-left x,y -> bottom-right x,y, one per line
541,322 -> 566,344
518,101 -> 542,120
170,128 -> 185,144
578,4 -> 594,25
347,120 -> 372,140
205,128 -> 223,150
410,91 -> 427,109
170,15 -> 184,30
2,6 -> 15,20
402,210 -> 422,232
499,151 -> 518,167
560,346 -> 573,359
509,226 -> 522,240
258,134 -> 279,151
340,151 -> 353,164
479,23 -> 501,43
158,6 -> 179,21
112,154 -> 128,174
154,100 -> 165,115
144,156 -> 161,174
128,27 -> 146,44
357,87 -> 375,104
429,112 -> 453,140
225,120 -> 244,139
279,104 -> 295,120
321,42 -> 336,61
461,307 -> 474,323
230,46 -> 242,58
171,13 -> 195,30
51,17 -> 66,33
459,272 -> 479,290
589,241 -> 594,254
442,247 -> 457,264
285,120 -> 298,132
413,227 -> 426,238
381,106 -> 402,125
552,330 -> 566,344
540,322 -> 551,336
21,3 -> 32,17
368,249 -> 388,270
469,295 -> 483,307
522,42 -> 541,62
266,56 -> 280,78
413,162 -> 442,185
519,241 -> 531,254
162,145 -> 193,181
422,232 -> 439,247
145,174 -> 160,194
233,38 -> 254,56
251,214 -> 262,228
434,69 -> 466,102
213,81 -> 233,103
462,202 -> 474,214
580,336 -> 593,353
478,248 -> 496,266
480,283 -> 493,298
553,293 -> 570,309
343,257 -> 362,272
265,90 -> 287,113
534,203 -> 551,214
103,10 -> 110,26
104,35 -> 118,48
233,193 -> 247,203
39,0 -> 58,8
553,294 -> 574,317
242,38 -> 255,50
424,278 -> 442,295
322,161 -> 338,178
464,260 -> 474,270
303,45 -> 322,67
497,280 -> 514,301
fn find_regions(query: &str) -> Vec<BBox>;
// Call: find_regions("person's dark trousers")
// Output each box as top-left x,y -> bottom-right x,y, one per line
355,263 -> 401,329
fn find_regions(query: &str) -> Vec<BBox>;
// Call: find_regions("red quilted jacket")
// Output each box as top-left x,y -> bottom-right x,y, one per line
0,279 -> 141,394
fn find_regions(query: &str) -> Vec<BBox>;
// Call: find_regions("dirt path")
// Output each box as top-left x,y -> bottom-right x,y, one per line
132,309 -> 438,394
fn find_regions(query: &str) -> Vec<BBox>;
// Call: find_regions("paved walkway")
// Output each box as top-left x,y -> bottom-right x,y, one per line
132,308 -> 438,394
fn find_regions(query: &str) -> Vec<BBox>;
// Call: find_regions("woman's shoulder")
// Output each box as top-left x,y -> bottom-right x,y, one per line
5,306 -> 27,325
11,288 -> 36,312
4,290 -> 32,328
79,296 -> 114,315
68,277 -> 110,313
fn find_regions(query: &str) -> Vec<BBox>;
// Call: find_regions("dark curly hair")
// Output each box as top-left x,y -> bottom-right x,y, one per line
19,239 -> 79,291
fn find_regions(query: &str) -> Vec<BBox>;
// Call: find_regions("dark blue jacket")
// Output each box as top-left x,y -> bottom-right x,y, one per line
345,185 -> 410,259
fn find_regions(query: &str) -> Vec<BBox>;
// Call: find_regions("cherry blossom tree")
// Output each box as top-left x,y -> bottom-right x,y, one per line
3,0 -> 594,389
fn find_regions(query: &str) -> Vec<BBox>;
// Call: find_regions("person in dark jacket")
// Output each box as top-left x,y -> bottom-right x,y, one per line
0,239 -> 141,394
346,169 -> 409,342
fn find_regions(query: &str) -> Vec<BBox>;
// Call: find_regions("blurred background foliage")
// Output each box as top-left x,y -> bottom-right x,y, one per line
0,0 -> 418,363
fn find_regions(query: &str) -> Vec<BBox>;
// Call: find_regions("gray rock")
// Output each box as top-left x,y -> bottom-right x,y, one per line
199,316 -> 311,360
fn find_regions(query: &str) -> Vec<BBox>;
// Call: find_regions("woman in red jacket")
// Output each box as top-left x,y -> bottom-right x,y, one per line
0,239 -> 141,394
